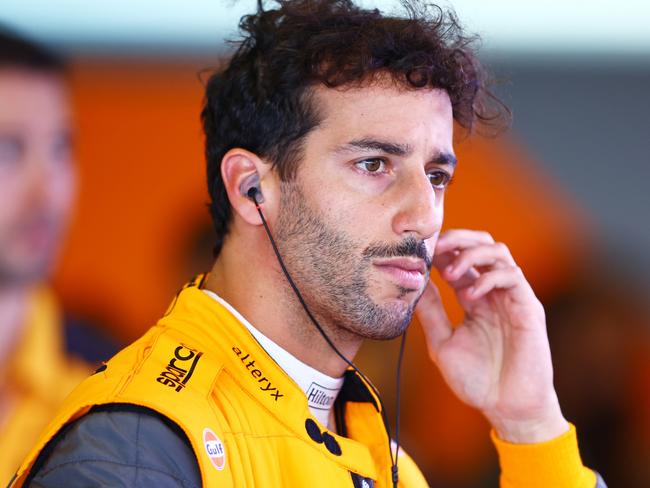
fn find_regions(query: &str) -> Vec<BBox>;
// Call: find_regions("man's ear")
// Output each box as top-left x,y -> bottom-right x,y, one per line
220,148 -> 272,226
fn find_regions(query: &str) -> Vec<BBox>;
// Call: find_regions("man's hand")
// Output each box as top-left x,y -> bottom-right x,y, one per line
415,229 -> 569,444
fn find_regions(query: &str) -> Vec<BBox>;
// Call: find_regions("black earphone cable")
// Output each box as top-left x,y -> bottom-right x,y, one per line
250,189 -> 405,487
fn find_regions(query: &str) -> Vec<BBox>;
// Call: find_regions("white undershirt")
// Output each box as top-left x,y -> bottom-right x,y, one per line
202,289 -> 343,427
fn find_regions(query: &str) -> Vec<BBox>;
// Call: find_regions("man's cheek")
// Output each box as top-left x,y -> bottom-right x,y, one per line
0,205 -> 20,236
426,233 -> 438,258
431,189 -> 444,223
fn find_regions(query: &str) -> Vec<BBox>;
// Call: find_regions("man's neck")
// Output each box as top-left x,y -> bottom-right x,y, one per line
204,238 -> 363,378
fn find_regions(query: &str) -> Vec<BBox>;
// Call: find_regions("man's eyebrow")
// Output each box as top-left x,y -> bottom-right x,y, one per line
431,152 -> 457,168
335,138 -> 412,156
335,137 -> 457,167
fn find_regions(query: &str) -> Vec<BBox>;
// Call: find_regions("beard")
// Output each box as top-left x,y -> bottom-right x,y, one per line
274,180 -> 431,341
0,214 -> 62,288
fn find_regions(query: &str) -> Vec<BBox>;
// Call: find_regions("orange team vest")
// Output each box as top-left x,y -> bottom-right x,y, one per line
11,278 -> 428,487
0,288 -> 89,485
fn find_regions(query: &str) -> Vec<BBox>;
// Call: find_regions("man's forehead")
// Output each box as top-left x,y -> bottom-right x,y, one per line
0,69 -> 70,126
0,67 -> 65,88
309,83 -> 455,157
313,79 -> 451,108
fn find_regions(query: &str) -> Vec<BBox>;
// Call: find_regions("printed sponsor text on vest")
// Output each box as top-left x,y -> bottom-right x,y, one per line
232,346 -> 284,401
156,344 -> 202,392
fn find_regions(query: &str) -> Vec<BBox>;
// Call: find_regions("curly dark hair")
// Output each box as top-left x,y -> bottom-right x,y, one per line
202,0 -> 508,257
0,24 -> 66,73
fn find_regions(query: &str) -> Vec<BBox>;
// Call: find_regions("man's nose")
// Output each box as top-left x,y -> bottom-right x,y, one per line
23,144 -> 65,210
391,170 -> 442,240
24,154 -> 49,202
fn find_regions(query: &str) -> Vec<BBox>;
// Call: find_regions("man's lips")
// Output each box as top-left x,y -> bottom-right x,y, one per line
373,257 -> 427,290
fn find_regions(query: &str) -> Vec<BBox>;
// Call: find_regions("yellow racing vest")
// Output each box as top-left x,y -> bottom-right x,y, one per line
11,278 -> 428,487
0,288 -> 89,485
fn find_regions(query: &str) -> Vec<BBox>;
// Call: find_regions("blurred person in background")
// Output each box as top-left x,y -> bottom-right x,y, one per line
7,1 -> 608,486
0,27 -> 117,482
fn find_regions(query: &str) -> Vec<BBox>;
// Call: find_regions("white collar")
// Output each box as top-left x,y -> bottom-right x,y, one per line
202,289 -> 343,428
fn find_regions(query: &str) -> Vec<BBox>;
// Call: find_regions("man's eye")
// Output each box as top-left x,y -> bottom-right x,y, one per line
0,136 -> 22,165
428,170 -> 452,189
356,158 -> 385,173
52,132 -> 73,164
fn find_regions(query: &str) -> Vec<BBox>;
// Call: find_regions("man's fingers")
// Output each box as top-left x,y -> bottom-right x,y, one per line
443,243 -> 516,281
433,254 -> 480,290
415,280 -> 453,356
433,241 -> 517,292
435,229 -> 495,254
432,250 -> 457,274
463,266 -> 530,301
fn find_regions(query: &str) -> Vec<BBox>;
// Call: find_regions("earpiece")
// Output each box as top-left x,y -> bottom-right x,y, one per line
240,173 -> 264,204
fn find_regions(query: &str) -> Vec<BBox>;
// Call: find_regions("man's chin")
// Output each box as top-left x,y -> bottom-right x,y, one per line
370,315 -> 413,340
371,300 -> 416,339
386,283 -> 426,305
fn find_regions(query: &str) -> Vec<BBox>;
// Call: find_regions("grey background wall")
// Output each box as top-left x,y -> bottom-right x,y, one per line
491,55 -> 650,292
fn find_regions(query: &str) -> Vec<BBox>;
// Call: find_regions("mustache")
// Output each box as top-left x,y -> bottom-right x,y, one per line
362,236 -> 432,270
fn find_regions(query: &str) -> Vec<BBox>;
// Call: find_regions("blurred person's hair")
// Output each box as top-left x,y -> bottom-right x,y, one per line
202,0 -> 509,257
0,24 -> 66,74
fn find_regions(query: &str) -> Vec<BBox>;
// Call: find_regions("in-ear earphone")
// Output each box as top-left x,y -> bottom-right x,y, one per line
240,173 -> 265,204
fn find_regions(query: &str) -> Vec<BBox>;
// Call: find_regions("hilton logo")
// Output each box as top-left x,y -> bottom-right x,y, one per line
306,382 -> 337,411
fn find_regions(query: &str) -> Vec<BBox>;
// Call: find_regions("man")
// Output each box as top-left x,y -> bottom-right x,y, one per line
0,28 -> 116,483
11,1 -> 606,486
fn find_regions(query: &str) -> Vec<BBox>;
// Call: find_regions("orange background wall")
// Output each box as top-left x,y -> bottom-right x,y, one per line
55,61 -> 212,341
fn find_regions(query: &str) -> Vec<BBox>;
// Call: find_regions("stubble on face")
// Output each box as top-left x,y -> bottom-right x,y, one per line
0,216 -> 65,287
274,180 -> 431,342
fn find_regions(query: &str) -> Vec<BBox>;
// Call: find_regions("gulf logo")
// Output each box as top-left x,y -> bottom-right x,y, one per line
203,428 -> 226,471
